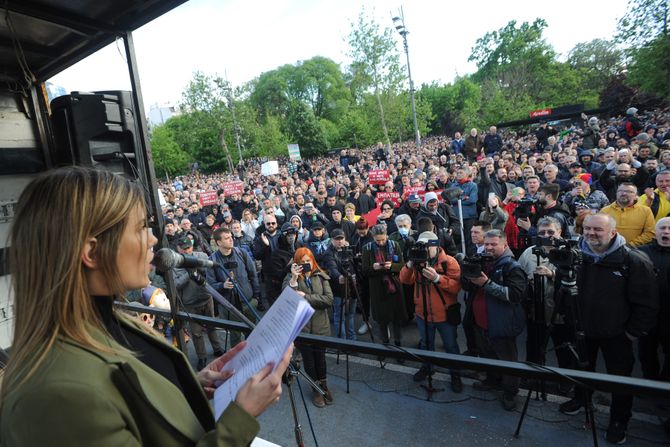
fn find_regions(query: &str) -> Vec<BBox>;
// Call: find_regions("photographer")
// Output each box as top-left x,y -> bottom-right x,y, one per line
352,218 -> 374,335
284,249 -> 334,408
461,229 -> 527,411
174,237 -> 224,370
559,213 -> 658,444
390,214 -> 419,322
208,228 -> 261,347
517,217 -> 573,371
518,183 -> 571,239
362,224 -> 406,349
399,232 -> 463,392
322,229 -> 358,340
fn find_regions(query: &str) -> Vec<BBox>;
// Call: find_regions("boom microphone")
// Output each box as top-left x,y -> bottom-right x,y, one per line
152,248 -> 214,270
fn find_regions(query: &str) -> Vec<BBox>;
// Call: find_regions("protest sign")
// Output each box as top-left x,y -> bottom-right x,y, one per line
199,191 -> 218,206
287,144 -> 301,161
261,161 -> 279,176
375,192 -> 401,207
222,181 -> 245,197
368,170 -> 390,185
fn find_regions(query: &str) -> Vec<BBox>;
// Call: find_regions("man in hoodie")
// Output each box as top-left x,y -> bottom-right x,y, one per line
578,149 -> 603,178
326,205 -> 356,242
461,229 -> 527,411
581,116 -> 601,149
417,191 -> 460,240
559,213 -> 658,444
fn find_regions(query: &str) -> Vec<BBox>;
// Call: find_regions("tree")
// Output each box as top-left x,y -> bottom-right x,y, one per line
616,0 -> 670,99
469,19 -> 556,103
567,39 -> 624,92
346,9 -> 404,151
150,125 -> 190,178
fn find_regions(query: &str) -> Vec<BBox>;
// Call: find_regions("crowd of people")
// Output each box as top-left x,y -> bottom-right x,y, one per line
153,106 -> 669,444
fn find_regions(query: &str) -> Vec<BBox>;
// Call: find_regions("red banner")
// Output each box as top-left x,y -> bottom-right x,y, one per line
199,191 -> 218,206
529,108 -> 552,118
368,170 -> 390,185
223,181 -> 245,197
375,192 -> 401,208
402,186 -> 425,199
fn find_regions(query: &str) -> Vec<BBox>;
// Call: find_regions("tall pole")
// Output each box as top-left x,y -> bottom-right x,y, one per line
393,7 -> 420,148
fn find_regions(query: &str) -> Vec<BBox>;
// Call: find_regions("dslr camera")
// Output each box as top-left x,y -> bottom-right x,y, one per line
460,253 -> 495,278
337,247 -> 356,274
513,198 -> 537,220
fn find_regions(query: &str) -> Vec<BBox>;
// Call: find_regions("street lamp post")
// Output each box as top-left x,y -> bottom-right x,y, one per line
392,7 -> 420,148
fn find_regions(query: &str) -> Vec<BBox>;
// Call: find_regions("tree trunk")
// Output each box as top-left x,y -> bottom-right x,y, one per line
375,89 -> 392,156
220,129 -> 234,173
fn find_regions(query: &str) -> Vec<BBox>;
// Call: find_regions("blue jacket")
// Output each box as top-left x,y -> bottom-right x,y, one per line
448,180 -> 479,220
463,249 -> 527,338
483,251 -> 527,338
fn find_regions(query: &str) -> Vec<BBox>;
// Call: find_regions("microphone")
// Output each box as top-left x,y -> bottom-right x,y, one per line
152,248 -> 214,270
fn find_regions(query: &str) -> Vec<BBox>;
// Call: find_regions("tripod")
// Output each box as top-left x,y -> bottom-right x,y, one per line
335,267 -> 375,393
514,265 -> 599,447
416,265 -> 444,401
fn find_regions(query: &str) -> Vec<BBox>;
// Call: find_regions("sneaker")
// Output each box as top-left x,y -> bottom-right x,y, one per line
257,301 -> 267,312
312,389 -> 326,408
451,375 -> 463,393
413,366 -> 434,382
559,398 -> 584,415
501,393 -> 517,411
605,421 -> 627,444
357,322 -> 369,335
473,380 -> 500,392
212,350 -> 224,357
196,358 -> 207,371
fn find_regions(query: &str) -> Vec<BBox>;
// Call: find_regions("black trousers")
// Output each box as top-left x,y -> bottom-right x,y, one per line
638,327 -> 670,382
474,326 -> 520,396
298,343 -> 327,381
462,296 -> 479,355
576,333 -> 635,425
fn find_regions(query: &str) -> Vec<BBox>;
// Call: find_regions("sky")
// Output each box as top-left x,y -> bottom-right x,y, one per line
49,0 -> 629,114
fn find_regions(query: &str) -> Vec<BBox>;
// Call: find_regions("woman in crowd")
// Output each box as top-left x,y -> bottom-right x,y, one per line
240,208 -> 259,237
1,167 -> 292,446
283,247 -> 334,408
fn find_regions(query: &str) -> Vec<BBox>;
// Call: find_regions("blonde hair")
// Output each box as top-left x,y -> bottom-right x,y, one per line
2,167 -> 146,397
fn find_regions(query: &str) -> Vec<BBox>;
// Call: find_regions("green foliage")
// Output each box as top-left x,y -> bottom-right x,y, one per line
616,0 -> 670,100
626,35 -> 670,99
567,39 -> 624,92
616,0 -> 669,47
149,125 -> 190,178
283,101 -> 328,157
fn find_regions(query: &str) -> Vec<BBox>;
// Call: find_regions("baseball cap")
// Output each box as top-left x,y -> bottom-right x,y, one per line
177,237 -> 193,250
330,229 -> 346,239
408,194 -> 422,203
417,231 -> 438,244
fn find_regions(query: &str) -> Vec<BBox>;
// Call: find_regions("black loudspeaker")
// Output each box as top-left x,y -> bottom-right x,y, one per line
50,90 -> 142,179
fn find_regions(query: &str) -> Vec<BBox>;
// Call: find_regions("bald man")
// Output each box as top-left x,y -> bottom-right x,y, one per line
559,213 -> 658,443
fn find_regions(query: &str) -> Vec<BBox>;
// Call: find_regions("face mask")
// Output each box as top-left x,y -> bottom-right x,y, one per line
398,227 -> 409,237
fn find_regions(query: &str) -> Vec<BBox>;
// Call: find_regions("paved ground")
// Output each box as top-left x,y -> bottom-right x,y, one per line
185,320 -> 670,447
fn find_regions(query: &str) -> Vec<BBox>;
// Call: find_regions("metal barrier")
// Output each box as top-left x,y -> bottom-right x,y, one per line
116,301 -> 670,399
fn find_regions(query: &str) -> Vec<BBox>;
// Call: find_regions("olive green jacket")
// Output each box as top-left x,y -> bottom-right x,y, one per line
1,317 -> 259,446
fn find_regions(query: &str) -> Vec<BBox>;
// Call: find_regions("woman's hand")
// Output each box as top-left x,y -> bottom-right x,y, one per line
197,342 -> 247,399
235,344 -> 294,417
290,263 -> 303,279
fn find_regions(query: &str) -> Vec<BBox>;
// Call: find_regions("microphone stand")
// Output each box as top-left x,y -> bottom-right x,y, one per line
207,263 -> 324,447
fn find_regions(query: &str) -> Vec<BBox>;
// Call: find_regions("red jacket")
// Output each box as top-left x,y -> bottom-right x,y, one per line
399,248 -> 461,323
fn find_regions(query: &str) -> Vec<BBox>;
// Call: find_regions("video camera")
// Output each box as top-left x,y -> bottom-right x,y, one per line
460,253 -> 495,278
513,198 -> 537,220
409,240 -> 439,269
531,237 -> 582,270
223,261 -> 238,270
335,247 -> 358,275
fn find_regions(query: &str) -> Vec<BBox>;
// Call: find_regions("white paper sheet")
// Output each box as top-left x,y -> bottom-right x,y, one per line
213,286 -> 314,420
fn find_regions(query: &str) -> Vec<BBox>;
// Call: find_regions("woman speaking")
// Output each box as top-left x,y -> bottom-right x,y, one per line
0,167 -> 292,446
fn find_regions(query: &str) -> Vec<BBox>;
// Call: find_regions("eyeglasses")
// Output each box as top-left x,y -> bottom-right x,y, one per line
538,230 -> 556,236
382,207 -> 392,211
266,222 -> 277,226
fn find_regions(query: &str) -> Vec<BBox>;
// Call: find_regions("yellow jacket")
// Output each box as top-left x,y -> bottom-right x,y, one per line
601,202 -> 656,247
638,188 -> 670,223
